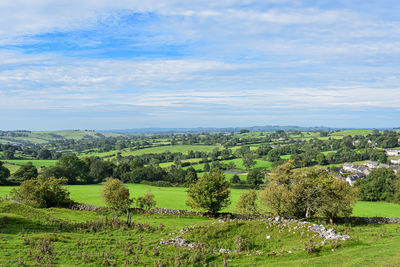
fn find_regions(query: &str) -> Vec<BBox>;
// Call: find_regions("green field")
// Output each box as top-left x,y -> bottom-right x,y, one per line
352,201 -> 400,217
3,160 -> 58,168
80,144 -> 221,159
330,130 -> 375,136
1,184 -> 400,217
220,158 -> 273,170
2,163 -> 19,174
0,184 -> 249,213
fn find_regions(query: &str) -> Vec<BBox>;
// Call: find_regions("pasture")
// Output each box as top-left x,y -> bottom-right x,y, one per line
1,198 -> 400,266
2,163 -> 19,174
1,184 -> 400,217
3,159 -> 58,168
80,144 -> 221,159
330,130 -> 375,136
0,130 -> 123,145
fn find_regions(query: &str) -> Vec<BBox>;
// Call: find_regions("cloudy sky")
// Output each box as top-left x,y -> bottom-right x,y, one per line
1,0 -> 400,130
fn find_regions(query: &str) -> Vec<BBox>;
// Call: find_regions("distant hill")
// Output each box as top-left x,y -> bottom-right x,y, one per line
0,130 -> 124,145
103,125 -> 338,134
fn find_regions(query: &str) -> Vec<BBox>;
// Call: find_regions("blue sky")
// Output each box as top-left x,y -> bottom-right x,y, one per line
1,0 -> 400,130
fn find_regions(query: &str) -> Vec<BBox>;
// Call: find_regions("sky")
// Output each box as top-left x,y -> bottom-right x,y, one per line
1,0 -> 400,130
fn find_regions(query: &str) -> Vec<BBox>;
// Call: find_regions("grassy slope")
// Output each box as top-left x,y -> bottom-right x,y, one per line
0,130 -> 124,144
2,163 -> 19,174
0,200 -> 400,266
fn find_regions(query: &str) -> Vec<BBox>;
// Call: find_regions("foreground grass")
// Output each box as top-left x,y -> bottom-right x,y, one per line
1,184 -> 400,217
0,200 -> 400,266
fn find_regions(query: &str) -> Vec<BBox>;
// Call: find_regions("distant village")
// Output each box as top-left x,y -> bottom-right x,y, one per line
338,147 -> 400,186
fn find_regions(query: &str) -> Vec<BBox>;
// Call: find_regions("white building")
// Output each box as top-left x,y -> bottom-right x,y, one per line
391,158 -> 400,165
364,161 -> 378,169
385,149 -> 400,157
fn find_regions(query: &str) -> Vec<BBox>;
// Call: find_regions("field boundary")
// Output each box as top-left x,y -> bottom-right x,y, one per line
69,202 -> 400,223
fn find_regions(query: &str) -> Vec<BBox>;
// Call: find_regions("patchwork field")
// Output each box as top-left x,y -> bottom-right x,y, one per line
329,130 -> 375,136
79,144 -> 221,159
0,130 -> 124,144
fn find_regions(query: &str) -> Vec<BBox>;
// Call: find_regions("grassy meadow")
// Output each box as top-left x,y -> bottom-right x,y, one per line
1,184 -> 400,217
329,130 -> 375,136
3,160 -> 58,168
1,198 -> 400,266
80,144 -> 221,158
0,130 -> 124,145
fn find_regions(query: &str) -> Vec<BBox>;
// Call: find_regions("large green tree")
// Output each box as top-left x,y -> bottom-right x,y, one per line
242,151 -> 256,171
0,161 -> 10,184
37,149 -> 52,160
187,169 -> 231,215
13,163 -> 38,182
246,169 -> 264,188
358,168 -> 396,201
260,161 -> 357,222
44,154 -> 89,184
101,178 -> 132,211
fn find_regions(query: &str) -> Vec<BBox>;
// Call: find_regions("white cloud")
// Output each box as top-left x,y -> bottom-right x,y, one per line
1,1 -> 400,128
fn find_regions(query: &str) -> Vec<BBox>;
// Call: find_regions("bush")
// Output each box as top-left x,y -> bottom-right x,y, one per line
231,175 -> 240,183
101,178 -> 132,211
236,190 -> 259,215
136,190 -> 156,210
10,176 -> 73,208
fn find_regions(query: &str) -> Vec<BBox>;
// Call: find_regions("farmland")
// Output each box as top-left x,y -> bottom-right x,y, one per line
1,184 -> 400,217
0,130 -> 124,145
1,128 -> 400,266
3,160 -> 57,168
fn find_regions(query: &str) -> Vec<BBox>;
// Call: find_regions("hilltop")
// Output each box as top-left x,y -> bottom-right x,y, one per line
0,130 -> 125,145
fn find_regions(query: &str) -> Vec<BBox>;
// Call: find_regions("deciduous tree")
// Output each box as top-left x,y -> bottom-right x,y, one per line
187,169 -> 230,215
101,178 -> 132,211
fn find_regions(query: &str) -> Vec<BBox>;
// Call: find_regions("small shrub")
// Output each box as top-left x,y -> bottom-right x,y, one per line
236,190 -> 259,215
304,239 -> 320,254
136,190 -> 156,210
29,238 -> 57,265
234,236 -> 250,252
231,175 -> 240,183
